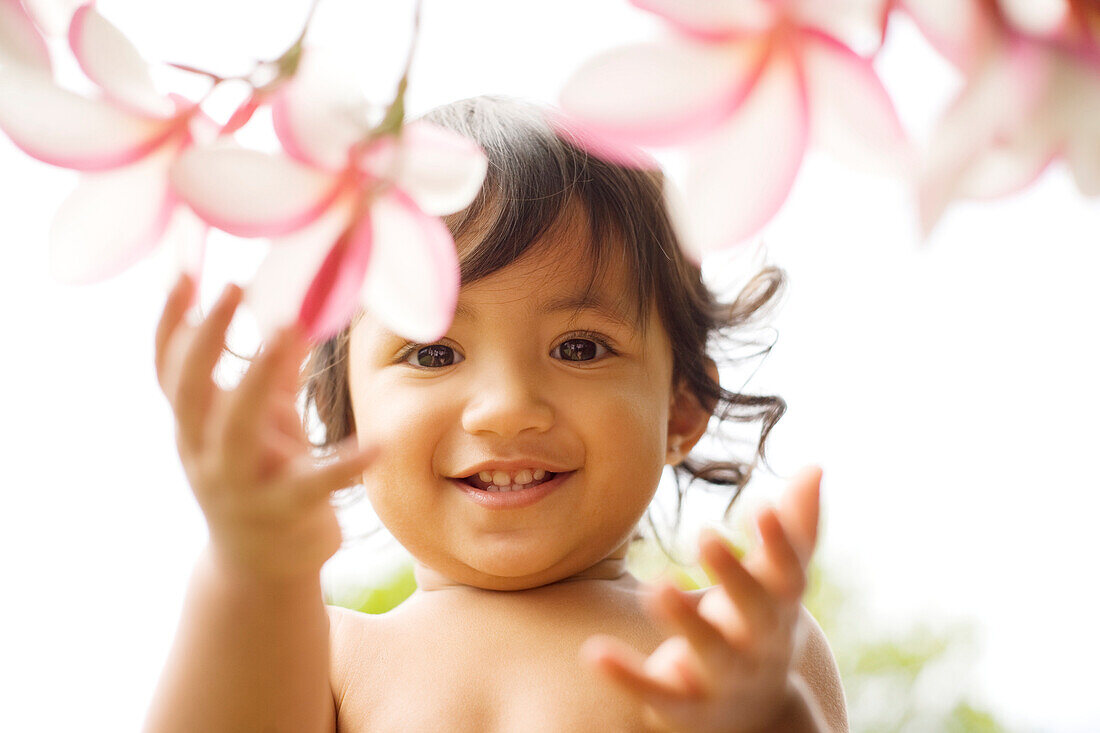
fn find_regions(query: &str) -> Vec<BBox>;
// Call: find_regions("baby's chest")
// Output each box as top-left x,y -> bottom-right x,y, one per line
333,597 -> 666,732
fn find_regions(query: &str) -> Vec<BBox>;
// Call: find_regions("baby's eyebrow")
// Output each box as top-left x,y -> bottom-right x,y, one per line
454,293 -> 635,329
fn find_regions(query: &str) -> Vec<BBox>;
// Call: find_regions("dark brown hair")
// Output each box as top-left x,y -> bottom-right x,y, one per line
302,96 -> 787,553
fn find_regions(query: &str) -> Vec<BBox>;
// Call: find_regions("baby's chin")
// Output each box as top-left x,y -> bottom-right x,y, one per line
412,552 -> 628,592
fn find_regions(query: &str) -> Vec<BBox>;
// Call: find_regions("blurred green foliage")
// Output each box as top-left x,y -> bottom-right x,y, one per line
326,536 -> 1019,733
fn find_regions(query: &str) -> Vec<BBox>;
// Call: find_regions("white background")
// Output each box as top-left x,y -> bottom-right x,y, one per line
1,1 -> 1097,731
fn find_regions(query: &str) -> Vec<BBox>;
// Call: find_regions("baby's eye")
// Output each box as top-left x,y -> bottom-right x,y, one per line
552,336 -> 612,362
405,344 -> 463,368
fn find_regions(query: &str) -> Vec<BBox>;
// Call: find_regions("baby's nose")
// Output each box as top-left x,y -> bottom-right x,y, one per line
460,363 -> 554,438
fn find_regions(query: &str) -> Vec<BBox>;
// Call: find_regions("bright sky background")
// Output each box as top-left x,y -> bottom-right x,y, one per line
1,1 -> 1098,731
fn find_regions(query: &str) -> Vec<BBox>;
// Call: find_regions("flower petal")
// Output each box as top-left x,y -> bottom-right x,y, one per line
1000,0 -> 1069,37
48,139 -> 180,283
548,109 -> 660,169
68,3 -> 174,118
298,213 -> 373,342
0,0 -> 52,74
955,129 -> 1056,198
559,37 -> 768,147
270,45 -> 371,172
900,0 -> 995,71
789,0 -> 891,52
629,0 -> 777,40
21,0 -> 82,38
245,194 -> 357,340
169,141 -> 348,237
360,121 -> 488,216
676,53 -> 810,257
0,65 -> 181,169
362,189 -> 459,342
800,29 -> 913,176
919,43 -> 1050,235
1055,51 -> 1100,196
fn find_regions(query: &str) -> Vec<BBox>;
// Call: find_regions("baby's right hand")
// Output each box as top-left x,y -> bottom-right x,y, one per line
154,272 -> 377,583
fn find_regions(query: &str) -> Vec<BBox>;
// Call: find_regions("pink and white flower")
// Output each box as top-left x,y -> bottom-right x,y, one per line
559,0 -> 911,258
169,46 -> 488,343
908,0 -> 1100,234
0,2 -> 211,284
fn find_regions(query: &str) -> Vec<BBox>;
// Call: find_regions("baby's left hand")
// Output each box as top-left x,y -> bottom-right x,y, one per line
581,466 -> 825,733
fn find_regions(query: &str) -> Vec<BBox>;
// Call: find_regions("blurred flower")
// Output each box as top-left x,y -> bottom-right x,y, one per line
560,0 -> 911,259
0,2 -> 213,284
0,0 -> 52,76
169,46 -> 488,343
904,0 -> 1100,234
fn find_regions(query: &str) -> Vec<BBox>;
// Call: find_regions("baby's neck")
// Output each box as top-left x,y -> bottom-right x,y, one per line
412,555 -> 637,594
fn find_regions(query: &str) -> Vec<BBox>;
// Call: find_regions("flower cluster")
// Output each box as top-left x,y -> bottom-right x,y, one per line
0,0 -> 487,343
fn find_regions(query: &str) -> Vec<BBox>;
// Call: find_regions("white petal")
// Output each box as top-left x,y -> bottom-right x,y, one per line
559,37 -> 768,147
956,128 -> 1055,198
21,0 -> 83,38
48,140 -> 180,283
362,189 -> 459,342
270,45 -> 372,172
0,0 -> 52,74
789,0 -> 890,52
920,44 -> 1050,235
362,121 -> 488,216
801,30 -> 912,176
0,65 -> 178,169
677,53 -> 809,257
629,0 -> 777,38
900,0 -> 994,71
245,194 -> 358,340
68,4 -> 174,118
999,0 -> 1069,37
169,141 -> 345,237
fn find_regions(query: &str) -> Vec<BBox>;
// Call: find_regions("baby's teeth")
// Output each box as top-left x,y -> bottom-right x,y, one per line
479,471 -> 493,483
514,469 -> 533,484
533,469 -> 546,481
492,471 -> 510,486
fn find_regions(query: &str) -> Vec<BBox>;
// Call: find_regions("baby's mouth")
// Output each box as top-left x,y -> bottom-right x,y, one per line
462,469 -> 558,492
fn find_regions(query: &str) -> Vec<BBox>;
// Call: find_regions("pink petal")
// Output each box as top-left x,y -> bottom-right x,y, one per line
68,4 -> 174,118
559,37 -> 768,148
270,45 -> 370,173
245,194 -> 358,340
629,0 -> 777,41
0,0 -> 52,74
919,43 -> 1050,236
298,213 -> 373,342
168,141 -> 349,237
800,29 -> 913,176
788,0 -> 892,52
21,0 -> 82,37
48,140 -> 181,284
361,189 -> 459,342
676,52 -> 810,258
1000,0 -> 1070,37
955,129 -> 1056,198
0,65 -> 182,169
900,0 -> 996,72
548,109 -> 660,170
359,121 -> 488,216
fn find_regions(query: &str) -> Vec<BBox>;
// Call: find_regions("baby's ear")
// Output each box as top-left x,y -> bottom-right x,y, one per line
665,358 -> 719,465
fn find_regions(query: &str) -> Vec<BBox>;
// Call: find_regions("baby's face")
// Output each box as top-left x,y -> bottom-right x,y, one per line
347,230 -> 676,590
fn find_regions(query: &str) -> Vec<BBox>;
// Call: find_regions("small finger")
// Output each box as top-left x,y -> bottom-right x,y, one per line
778,465 -> 822,564
752,507 -> 807,602
649,584 -> 735,674
219,324 -> 301,465
154,272 -> 195,382
580,635 -> 691,706
281,436 -> 379,505
698,530 -> 774,634
174,282 -> 243,450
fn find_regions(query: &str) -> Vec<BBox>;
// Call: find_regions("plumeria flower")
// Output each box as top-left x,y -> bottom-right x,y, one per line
169,45 -> 488,344
904,0 -> 1100,234
0,2 -> 213,284
560,0 -> 911,259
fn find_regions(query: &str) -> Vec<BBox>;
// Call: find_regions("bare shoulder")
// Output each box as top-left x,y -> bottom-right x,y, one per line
325,605 -> 385,712
793,604 -> 849,733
